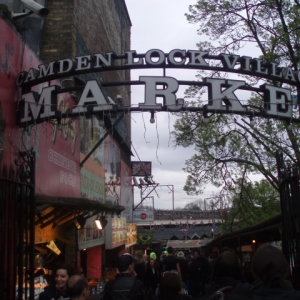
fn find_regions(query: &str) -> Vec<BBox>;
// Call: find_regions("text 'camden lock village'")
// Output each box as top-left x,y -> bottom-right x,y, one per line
16,49 -> 299,126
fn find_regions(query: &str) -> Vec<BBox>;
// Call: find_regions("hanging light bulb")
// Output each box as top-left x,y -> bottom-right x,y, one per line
150,110 -> 155,124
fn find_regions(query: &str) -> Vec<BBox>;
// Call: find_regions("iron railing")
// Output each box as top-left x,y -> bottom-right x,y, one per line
276,151 -> 300,289
0,150 -> 35,300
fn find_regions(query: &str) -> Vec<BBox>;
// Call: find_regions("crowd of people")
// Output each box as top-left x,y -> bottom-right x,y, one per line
38,243 -> 300,300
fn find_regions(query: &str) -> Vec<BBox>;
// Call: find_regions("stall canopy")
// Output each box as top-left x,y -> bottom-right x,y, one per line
206,214 -> 282,249
167,239 -> 212,249
35,194 -> 124,228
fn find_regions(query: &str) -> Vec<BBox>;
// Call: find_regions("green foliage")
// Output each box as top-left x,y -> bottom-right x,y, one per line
173,0 -> 300,199
183,199 -> 206,210
221,179 -> 280,233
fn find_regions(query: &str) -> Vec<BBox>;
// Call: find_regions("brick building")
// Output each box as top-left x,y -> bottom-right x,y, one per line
0,1 -> 133,299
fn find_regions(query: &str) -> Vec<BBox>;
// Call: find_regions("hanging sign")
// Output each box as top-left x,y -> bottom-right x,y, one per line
16,49 -> 299,127
133,209 -> 154,223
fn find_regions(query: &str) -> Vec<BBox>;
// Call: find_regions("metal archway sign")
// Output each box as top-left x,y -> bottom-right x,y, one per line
16,49 -> 300,127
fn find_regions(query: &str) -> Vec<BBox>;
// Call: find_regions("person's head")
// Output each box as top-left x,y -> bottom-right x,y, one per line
143,253 -> 148,263
117,253 -> 136,273
160,252 -> 167,261
221,247 -> 235,253
177,251 -> 185,259
167,246 -> 173,255
134,250 -> 144,262
67,275 -> 89,299
193,249 -> 201,258
149,259 -> 156,268
252,244 -> 290,286
211,251 -> 243,280
159,271 -> 182,298
54,262 -> 75,291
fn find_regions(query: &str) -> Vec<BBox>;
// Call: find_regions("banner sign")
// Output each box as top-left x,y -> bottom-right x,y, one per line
105,215 -> 127,249
126,223 -> 137,248
16,49 -> 300,127
78,216 -> 105,250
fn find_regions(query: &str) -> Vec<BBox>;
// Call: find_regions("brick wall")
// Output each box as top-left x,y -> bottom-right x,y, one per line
40,0 -> 131,145
73,0 -> 131,142
40,0 -> 76,62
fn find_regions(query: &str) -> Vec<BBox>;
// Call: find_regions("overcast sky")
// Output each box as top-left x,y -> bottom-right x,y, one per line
125,0 -> 220,210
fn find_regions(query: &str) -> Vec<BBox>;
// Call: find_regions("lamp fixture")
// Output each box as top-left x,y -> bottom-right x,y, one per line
74,215 -> 86,230
150,110 -> 155,124
95,216 -> 108,230
95,218 -> 101,229
74,219 -> 81,229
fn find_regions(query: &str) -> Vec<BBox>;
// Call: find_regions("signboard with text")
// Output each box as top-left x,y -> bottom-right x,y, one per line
105,215 -> 127,249
126,223 -> 137,248
78,216 -> 105,250
16,49 -> 300,128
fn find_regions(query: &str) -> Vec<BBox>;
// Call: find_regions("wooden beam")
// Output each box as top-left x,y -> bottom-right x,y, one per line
35,245 -> 48,254
56,236 -> 76,246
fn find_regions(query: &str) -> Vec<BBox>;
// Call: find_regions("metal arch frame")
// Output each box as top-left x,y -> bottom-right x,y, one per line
17,78 -> 300,125
16,49 -> 300,129
17,50 -> 300,88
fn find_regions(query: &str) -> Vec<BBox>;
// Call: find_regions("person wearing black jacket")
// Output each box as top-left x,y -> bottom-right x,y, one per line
187,249 -> 210,298
102,253 -> 146,300
144,258 -> 161,296
162,247 -> 181,275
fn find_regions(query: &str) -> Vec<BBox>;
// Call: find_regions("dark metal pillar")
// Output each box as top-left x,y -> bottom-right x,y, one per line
276,151 -> 300,288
